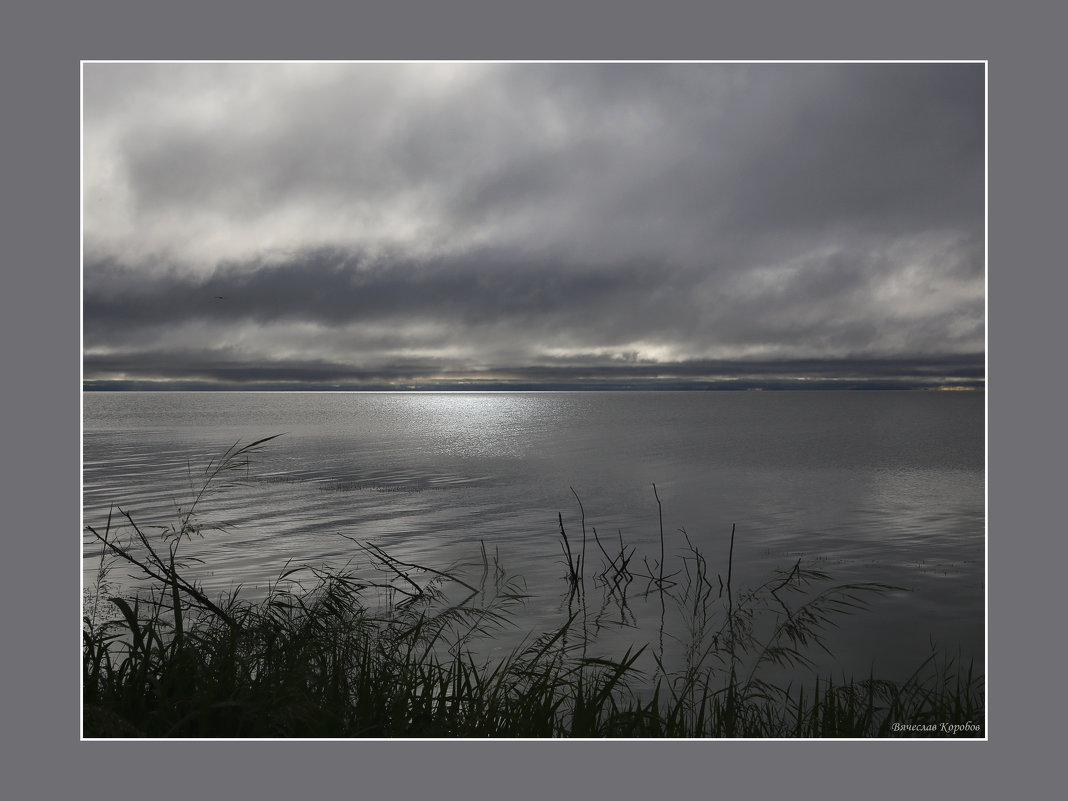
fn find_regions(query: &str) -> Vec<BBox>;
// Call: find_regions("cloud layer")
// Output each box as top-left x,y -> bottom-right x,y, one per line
83,62 -> 985,389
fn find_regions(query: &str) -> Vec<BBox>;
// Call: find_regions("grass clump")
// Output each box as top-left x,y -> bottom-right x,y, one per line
82,438 -> 984,738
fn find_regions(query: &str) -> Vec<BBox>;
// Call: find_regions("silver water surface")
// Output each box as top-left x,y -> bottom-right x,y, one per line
83,391 -> 985,684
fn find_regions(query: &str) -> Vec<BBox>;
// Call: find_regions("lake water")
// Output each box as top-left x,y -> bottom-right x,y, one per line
82,390 -> 985,686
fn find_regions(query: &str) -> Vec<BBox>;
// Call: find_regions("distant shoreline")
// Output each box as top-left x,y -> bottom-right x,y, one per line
82,382 -> 985,392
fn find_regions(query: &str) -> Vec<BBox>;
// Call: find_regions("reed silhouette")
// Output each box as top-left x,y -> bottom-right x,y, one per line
83,437 -> 984,738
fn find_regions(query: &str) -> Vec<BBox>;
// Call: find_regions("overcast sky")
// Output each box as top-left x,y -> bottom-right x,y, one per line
82,62 -> 984,390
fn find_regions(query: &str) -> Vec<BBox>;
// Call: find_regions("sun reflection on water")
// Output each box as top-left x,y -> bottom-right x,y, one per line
399,392 -> 542,458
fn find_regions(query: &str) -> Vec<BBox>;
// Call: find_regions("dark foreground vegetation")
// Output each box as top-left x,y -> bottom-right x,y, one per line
83,437 -> 984,738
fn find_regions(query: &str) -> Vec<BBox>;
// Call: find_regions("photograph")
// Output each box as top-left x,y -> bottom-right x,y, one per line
81,61 -> 986,739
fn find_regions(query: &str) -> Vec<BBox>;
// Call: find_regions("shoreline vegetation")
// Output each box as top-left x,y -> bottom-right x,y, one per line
82,437 -> 984,738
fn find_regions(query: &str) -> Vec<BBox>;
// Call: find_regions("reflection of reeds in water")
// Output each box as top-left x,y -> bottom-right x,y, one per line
82,437 -> 984,738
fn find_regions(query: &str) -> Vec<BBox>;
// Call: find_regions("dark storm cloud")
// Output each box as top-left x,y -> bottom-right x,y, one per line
84,248 -> 675,340
83,235 -> 981,366
710,64 -> 984,233
82,62 -> 984,389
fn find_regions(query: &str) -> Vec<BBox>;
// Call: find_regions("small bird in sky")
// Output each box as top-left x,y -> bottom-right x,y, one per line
215,296 -> 225,300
